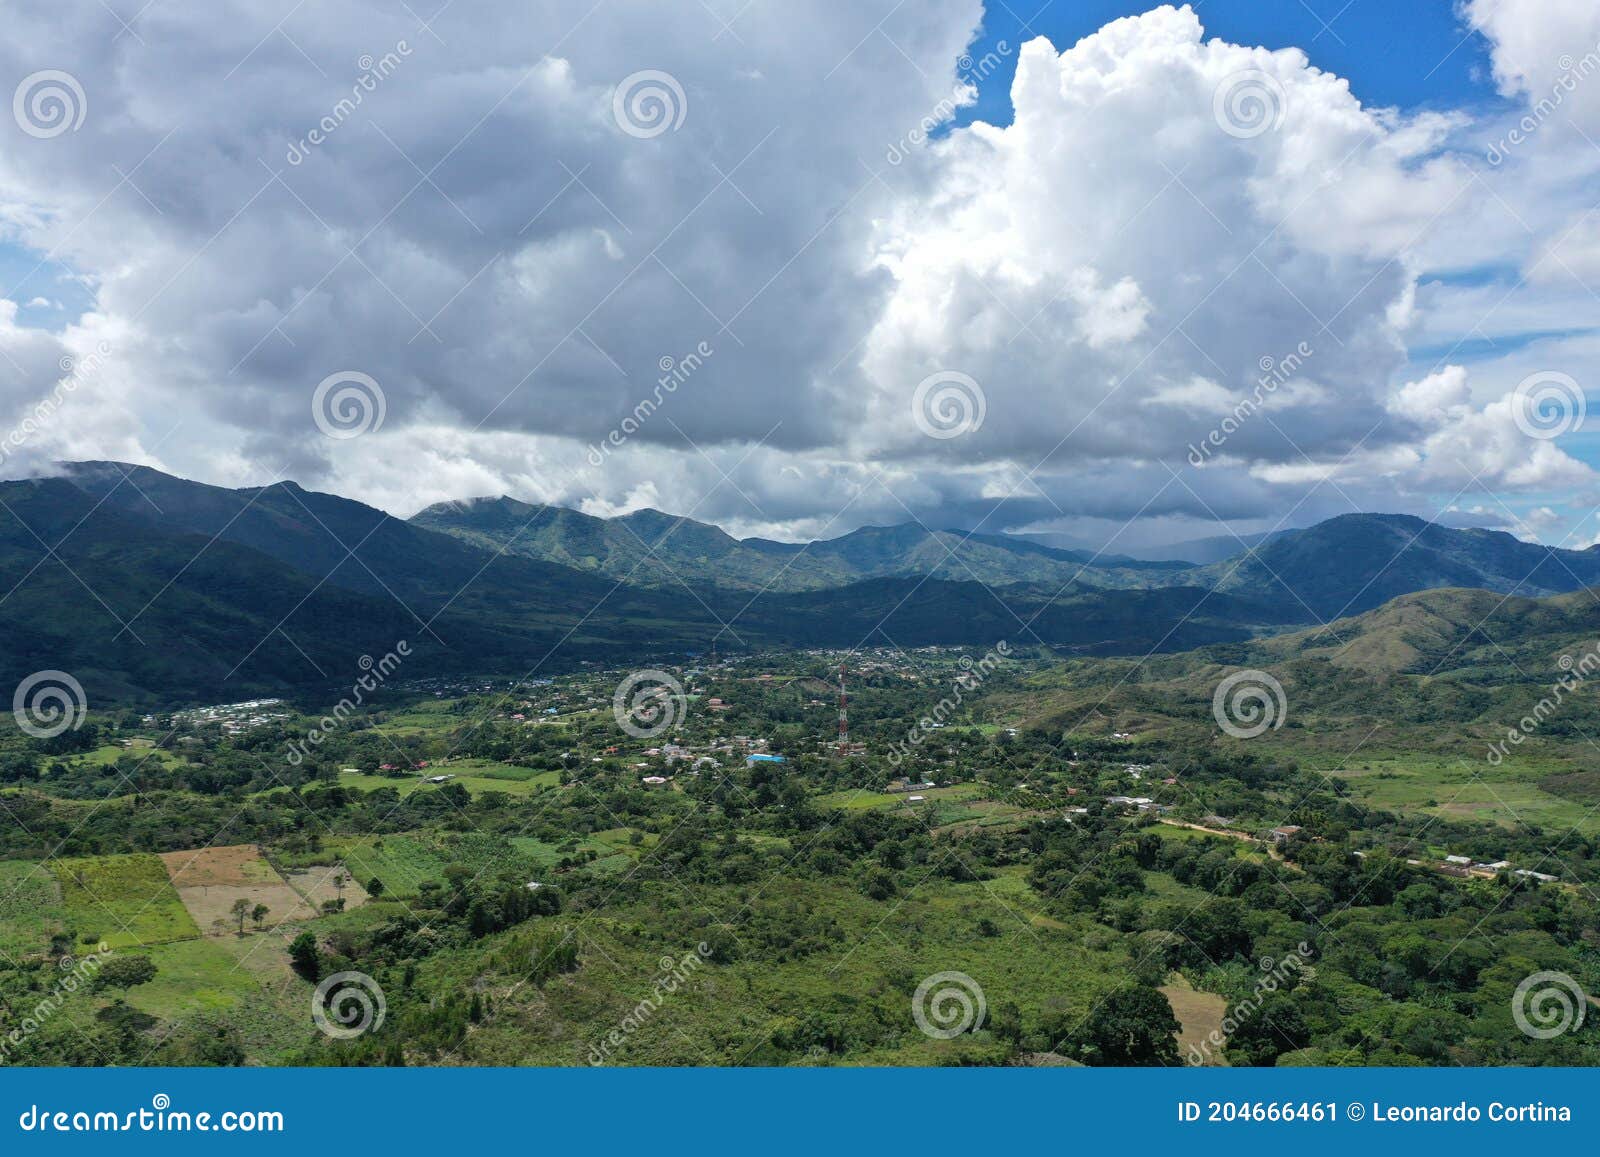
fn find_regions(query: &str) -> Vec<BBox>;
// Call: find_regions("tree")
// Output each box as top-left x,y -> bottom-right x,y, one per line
93,954 -> 159,993
1076,986 -> 1181,1066
1227,994 -> 1310,1066
862,867 -> 898,900
288,931 -> 320,982
251,903 -> 269,930
367,877 -> 385,898
229,897 -> 251,936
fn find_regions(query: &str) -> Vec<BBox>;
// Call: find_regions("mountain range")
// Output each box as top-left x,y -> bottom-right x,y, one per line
0,461 -> 1592,704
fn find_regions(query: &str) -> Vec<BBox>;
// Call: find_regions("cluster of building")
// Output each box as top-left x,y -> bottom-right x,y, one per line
166,698 -> 288,734
1439,854 -> 1557,882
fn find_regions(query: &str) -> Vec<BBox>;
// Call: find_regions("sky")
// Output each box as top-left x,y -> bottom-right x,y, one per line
0,0 -> 1598,552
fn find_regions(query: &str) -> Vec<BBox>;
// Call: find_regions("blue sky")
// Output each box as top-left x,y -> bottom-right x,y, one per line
959,0 -> 1500,126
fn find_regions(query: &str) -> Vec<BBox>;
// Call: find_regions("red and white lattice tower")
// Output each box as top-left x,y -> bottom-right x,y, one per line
836,662 -> 849,756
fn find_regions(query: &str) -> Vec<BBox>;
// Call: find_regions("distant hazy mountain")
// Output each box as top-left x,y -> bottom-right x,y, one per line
411,495 -> 1185,593
1193,513 -> 1600,620
1118,530 -> 1284,565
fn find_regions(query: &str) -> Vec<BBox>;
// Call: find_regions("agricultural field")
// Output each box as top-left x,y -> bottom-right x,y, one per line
511,833 -> 635,875
159,845 -> 320,934
287,834 -> 448,899
51,853 -> 200,949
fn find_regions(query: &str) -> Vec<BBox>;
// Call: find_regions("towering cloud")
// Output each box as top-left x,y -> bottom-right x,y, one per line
0,3 -> 1592,542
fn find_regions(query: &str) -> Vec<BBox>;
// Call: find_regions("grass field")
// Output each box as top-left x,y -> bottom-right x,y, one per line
1312,751 -> 1600,834
438,872 -> 1130,1066
52,853 -> 201,949
1161,973 -> 1229,1066
365,698 -> 472,734
815,783 -> 987,812
123,937 -> 265,1018
73,743 -> 178,768
332,763 -> 560,798
0,859 -> 65,958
